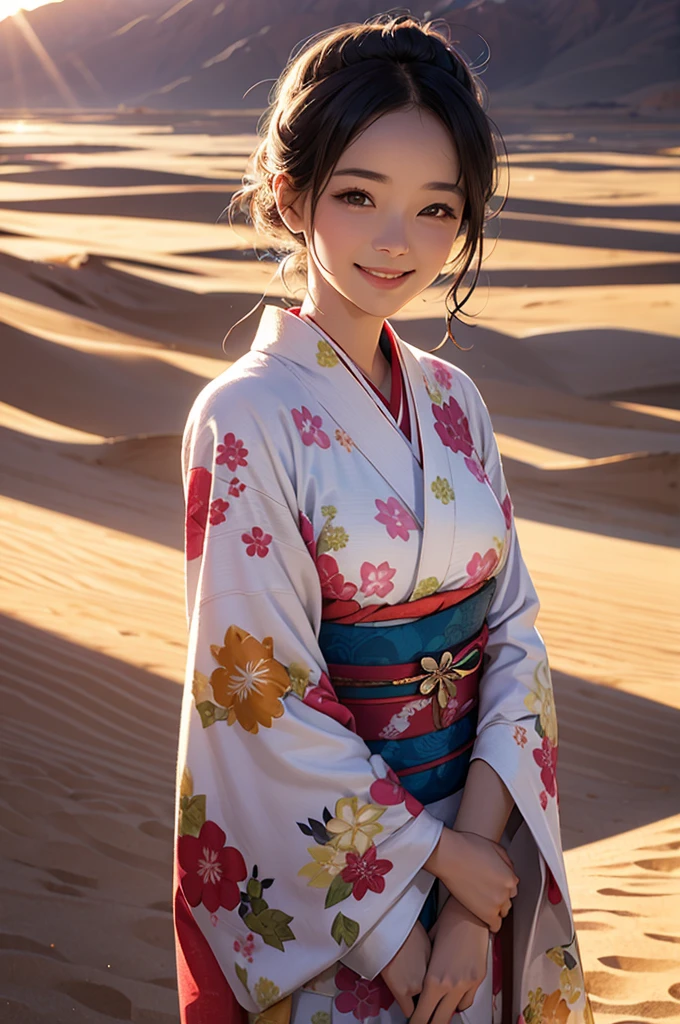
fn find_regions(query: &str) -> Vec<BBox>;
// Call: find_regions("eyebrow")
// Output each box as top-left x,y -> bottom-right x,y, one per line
332,167 -> 465,197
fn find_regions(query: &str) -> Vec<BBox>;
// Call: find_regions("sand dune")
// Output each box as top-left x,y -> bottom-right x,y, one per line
0,107 -> 679,1024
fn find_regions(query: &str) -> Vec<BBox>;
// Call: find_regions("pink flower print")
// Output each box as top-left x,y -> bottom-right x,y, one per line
360,561 -> 396,599
241,526 -> 272,558
464,547 -> 500,587
369,766 -> 423,818
185,466 -> 211,561
298,510 -> 317,560
209,498 -> 230,526
546,867 -> 563,905
533,735 -> 557,797
432,362 -> 453,390
501,493 -> 513,531
432,396 -> 474,456
341,845 -> 393,901
334,965 -> 394,1021
233,931 -> 256,963
178,820 -> 247,913
228,477 -> 246,498
440,695 -> 461,729
374,497 -> 417,542
303,671 -> 357,732
316,553 -> 358,601
216,432 -> 248,471
292,406 -> 331,449
464,455 -> 488,484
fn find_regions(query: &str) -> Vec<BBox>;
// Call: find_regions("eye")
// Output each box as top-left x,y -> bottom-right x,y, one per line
334,189 -> 373,208
421,204 -> 457,220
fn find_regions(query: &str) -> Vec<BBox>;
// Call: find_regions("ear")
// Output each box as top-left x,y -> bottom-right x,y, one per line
272,172 -> 306,236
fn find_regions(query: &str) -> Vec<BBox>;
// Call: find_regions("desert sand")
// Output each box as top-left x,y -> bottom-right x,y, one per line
0,106 -> 679,1023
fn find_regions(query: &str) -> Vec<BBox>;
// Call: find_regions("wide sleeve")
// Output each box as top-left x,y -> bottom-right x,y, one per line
174,373 -> 444,1016
458,373 -> 573,920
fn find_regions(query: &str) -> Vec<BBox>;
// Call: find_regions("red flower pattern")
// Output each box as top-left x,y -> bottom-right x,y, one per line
374,497 -> 417,542
533,735 -> 558,797
216,432 -> 248,472
334,965 -> 394,1022
360,561 -> 396,598
316,553 -> 358,601
465,547 -> 500,587
228,477 -> 246,498
292,406 -> 331,449
241,526 -> 272,558
464,455 -> 489,484
546,867 -> 563,904
185,466 -> 211,561
369,767 -> 423,818
303,671 -> 357,732
432,396 -> 474,456
341,844 -> 393,900
209,498 -> 229,525
298,510 -> 317,560
501,493 -> 513,531
178,820 -> 247,914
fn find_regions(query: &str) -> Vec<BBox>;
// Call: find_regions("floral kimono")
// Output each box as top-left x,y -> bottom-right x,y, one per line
174,304 -> 594,1024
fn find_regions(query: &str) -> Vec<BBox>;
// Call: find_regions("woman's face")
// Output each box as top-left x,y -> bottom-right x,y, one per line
284,106 -> 465,318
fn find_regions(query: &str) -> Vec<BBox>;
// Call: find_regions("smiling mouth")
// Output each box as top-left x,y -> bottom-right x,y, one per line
355,265 -> 414,279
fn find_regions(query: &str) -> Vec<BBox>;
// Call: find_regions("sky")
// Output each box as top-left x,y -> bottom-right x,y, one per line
0,0 -> 63,21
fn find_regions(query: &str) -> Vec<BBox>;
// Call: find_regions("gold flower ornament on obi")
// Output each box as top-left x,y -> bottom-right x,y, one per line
395,646 -> 482,730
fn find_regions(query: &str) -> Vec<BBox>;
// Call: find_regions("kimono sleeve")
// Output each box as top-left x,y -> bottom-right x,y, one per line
174,373 -> 444,1014
458,373 -> 572,918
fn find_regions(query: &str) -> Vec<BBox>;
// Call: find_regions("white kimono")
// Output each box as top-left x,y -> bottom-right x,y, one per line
174,304 -> 594,1024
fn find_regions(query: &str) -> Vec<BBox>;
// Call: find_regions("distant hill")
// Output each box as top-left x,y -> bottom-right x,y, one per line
0,0 -> 677,111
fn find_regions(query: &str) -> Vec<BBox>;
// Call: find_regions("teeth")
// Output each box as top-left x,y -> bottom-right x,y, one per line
363,268 -> 405,279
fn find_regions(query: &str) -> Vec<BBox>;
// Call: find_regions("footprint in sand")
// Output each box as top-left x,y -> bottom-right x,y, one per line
599,955 -> 680,972
57,981 -> 132,1021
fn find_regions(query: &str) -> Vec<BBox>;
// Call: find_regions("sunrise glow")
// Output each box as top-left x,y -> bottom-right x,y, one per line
0,0 -> 63,21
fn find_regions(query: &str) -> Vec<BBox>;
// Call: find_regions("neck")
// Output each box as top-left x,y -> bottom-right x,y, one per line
299,269 -> 392,394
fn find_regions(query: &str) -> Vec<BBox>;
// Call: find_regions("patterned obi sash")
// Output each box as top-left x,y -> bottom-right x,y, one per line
319,577 -> 497,806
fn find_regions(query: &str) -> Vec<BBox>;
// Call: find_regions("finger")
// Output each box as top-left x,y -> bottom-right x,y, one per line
431,992 -> 465,1024
488,913 -> 502,934
408,981 -> 441,1024
397,993 -> 415,1018
457,984 -> 479,1012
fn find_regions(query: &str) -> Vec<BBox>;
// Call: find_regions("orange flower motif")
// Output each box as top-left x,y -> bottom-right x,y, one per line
210,625 -> 291,734
335,428 -> 354,452
540,989 -> 570,1024
514,725 -> 528,747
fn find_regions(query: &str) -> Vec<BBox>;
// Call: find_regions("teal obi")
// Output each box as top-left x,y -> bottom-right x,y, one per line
319,577 -> 497,930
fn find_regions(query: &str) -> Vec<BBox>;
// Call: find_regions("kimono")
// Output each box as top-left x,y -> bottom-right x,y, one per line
174,303 -> 594,1024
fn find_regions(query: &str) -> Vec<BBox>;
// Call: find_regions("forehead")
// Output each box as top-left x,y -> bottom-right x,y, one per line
342,107 -> 460,175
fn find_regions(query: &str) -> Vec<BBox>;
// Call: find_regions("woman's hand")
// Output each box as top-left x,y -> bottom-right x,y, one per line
380,919 -> 431,1018
424,827 -> 518,933
409,896 -> 490,1024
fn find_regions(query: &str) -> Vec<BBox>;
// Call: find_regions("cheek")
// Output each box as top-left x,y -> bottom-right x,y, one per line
311,203 -> 363,263
414,223 -> 460,267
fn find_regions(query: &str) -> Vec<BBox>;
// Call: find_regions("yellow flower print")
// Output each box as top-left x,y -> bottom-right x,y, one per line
409,577 -> 440,602
423,375 -> 443,406
297,844 -> 348,888
253,977 -> 281,1009
431,476 -> 455,504
559,966 -> 582,1005
311,1013 -> 331,1024
524,987 -> 546,1023
210,626 -> 291,734
192,670 -> 211,704
249,996 -> 293,1024
316,340 -> 339,368
325,796 -> 386,854
546,946 -> 565,968
287,662 -> 311,698
523,660 -> 558,746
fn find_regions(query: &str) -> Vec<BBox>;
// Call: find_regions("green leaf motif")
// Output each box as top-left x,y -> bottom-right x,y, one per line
247,877 -> 263,899
409,577 -> 440,602
179,794 -> 206,838
324,874 -> 354,909
250,896 -> 268,915
244,908 -> 296,952
195,700 -> 229,729
535,717 -> 545,739
331,911 -> 360,947
235,963 -> 249,992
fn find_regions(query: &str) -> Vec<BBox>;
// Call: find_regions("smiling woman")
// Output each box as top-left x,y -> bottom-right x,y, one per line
0,0 -> 62,20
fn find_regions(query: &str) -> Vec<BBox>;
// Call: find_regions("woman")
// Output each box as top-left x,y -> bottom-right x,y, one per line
174,14 -> 593,1024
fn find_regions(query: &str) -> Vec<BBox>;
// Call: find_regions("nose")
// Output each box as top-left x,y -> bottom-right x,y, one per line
372,213 -> 409,258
